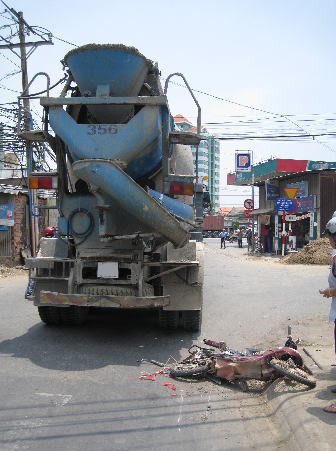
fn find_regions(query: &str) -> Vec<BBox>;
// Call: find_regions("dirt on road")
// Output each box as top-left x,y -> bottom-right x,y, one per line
0,265 -> 26,278
281,237 -> 331,265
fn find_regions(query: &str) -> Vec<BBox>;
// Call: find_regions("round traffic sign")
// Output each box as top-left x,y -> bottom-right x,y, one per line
287,199 -> 298,214
244,198 -> 254,210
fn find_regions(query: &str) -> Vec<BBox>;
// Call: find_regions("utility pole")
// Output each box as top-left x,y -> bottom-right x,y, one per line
18,11 -> 30,131
251,151 -> 255,252
0,4 -> 53,256
17,10 -> 36,256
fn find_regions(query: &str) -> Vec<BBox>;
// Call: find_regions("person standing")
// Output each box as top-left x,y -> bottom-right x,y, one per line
219,229 -> 226,249
237,229 -> 243,248
319,214 -> 336,413
246,228 -> 253,252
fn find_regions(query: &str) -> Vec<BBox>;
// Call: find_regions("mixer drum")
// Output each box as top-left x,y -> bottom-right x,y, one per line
64,44 -> 151,123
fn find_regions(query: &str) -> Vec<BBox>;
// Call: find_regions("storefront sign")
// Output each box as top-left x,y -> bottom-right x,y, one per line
296,196 -> 315,213
286,181 -> 308,198
265,181 -> 280,200
307,161 -> 336,171
275,198 -> 298,213
0,203 -> 14,227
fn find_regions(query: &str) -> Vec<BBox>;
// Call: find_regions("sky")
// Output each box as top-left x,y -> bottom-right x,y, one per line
1,0 -> 336,208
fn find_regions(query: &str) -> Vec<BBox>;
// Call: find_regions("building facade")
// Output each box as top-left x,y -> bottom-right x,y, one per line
228,158 -> 336,253
174,115 -> 220,211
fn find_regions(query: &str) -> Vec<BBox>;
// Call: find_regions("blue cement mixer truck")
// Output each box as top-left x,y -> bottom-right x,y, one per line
23,44 -> 204,331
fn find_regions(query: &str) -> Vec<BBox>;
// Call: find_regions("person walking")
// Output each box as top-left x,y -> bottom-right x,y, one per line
219,229 -> 226,249
237,229 -> 243,248
319,214 -> 336,413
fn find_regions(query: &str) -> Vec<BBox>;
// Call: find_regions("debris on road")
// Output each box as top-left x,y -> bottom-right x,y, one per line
138,367 -> 178,397
163,381 -> 177,396
138,358 -> 165,367
0,265 -> 25,278
139,369 -> 167,381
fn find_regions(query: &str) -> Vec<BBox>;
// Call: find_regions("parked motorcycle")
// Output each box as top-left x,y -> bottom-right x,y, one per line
169,338 -> 316,389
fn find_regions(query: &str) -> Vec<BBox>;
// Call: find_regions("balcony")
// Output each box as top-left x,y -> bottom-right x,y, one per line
0,167 -> 27,186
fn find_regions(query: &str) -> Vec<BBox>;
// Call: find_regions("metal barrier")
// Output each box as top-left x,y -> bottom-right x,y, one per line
0,229 -> 12,257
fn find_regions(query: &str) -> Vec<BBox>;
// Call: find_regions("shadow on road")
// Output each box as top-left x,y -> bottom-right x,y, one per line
0,309 -> 195,371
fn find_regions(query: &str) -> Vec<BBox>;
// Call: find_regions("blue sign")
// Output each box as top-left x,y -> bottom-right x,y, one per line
266,181 -> 280,200
275,198 -> 298,212
297,196 -> 315,213
235,152 -> 251,172
286,181 -> 308,198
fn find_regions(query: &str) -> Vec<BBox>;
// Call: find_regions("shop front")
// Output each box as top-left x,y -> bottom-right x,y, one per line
253,198 -> 315,255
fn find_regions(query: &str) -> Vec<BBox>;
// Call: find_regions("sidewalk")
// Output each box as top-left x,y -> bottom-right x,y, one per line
245,246 -> 336,448
265,329 -> 336,450
215,241 -> 336,447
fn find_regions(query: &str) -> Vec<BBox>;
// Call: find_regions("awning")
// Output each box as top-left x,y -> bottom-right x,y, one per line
251,208 -> 274,216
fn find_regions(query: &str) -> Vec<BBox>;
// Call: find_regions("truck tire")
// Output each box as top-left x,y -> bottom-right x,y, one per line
182,310 -> 202,332
158,310 -> 179,329
60,306 -> 89,325
38,306 -> 61,325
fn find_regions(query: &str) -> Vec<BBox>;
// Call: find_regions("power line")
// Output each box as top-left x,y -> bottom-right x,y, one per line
166,78 -> 336,152
0,83 -> 19,92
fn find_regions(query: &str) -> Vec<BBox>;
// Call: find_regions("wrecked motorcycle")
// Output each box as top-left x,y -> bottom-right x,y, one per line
169,338 -> 316,389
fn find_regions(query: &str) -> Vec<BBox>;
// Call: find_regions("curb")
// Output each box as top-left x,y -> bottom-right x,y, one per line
264,347 -> 335,450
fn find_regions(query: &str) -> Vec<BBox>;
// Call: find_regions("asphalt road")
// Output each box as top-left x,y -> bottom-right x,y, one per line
0,240 -> 330,450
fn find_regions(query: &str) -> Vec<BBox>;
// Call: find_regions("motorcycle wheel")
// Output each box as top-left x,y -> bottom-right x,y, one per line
169,361 -> 212,378
269,358 -> 316,388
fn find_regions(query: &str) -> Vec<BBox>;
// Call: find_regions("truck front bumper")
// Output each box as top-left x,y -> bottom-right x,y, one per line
39,291 -> 170,309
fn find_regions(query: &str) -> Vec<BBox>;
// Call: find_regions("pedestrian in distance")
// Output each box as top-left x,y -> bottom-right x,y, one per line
246,228 -> 253,252
319,213 -> 336,413
237,229 -> 243,248
219,229 -> 226,249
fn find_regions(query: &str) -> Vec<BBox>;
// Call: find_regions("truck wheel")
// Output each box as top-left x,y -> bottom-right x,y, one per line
182,310 -> 201,332
158,310 -> 179,329
38,306 -> 61,325
60,306 -> 89,325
